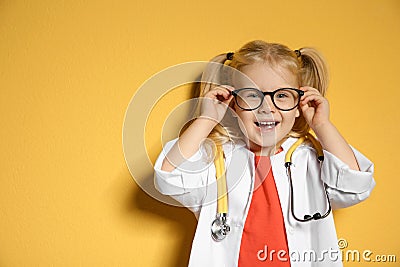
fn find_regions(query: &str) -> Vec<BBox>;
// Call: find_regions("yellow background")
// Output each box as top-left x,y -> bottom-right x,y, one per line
1,0 -> 399,266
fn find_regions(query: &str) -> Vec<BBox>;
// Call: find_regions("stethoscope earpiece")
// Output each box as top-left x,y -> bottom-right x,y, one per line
303,212 -> 323,221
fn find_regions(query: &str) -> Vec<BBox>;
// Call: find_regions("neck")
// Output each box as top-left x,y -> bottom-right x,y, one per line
248,136 -> 289,156
249,143 -> 276,156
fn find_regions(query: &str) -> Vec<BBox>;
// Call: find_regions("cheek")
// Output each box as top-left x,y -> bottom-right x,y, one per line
234,105 -> 250,122
237,113 -> 249,128
281,111 -> 298,129
236,115 -> 248,137
235,111 -> 255,134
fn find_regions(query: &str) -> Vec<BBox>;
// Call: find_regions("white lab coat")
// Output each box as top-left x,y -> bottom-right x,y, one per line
154,137 -> 375,267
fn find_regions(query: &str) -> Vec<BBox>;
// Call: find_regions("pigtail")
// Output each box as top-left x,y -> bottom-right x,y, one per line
179,53 -> 241,160
297,47 -> 329,96
199,53 -> 232,95
290,47 -> 329,138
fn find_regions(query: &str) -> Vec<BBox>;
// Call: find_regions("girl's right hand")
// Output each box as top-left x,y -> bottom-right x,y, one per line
199,85 -> 234,124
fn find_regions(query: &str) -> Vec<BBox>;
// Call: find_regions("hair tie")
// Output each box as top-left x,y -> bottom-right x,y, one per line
226,52 -> 234,60
294,50 -> 301,57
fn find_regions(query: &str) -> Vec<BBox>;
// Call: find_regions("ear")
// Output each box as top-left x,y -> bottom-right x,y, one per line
295,107 -> 300,118
230,102 -> 238,118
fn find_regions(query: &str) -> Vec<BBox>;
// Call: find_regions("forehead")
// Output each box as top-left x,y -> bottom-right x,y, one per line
232,62 -> 298,90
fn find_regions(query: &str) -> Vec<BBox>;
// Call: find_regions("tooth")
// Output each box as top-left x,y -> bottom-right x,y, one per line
260,122 -> 273,126
257,121 -> 276,127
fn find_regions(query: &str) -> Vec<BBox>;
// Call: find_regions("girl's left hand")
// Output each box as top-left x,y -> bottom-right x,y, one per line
299,86 -> 330,132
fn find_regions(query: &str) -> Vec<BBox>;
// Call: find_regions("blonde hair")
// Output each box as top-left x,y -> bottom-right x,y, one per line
183,40 -> 329,148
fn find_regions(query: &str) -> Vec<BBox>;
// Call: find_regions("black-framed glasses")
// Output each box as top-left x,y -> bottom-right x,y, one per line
231,88 -> 304,111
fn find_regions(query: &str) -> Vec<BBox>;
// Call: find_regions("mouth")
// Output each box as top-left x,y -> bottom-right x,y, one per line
254,121 -> 279,129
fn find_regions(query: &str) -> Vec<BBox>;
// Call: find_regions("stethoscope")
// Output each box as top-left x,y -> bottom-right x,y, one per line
211,134 -> 332,241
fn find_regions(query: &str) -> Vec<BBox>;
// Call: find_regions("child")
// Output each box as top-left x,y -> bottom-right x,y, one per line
154,40 -> 375,267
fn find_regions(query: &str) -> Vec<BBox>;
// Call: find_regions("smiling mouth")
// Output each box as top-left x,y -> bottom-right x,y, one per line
254,121 -> 279,129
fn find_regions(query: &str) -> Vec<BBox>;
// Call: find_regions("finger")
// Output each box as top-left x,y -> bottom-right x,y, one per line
300,86 -> 320,93
299,100 -> 312,110
222,94 -> 234,105
302,106 -> 315,123
301,94 -> 326,105
301,94 -> 324,103
301,89 -> 321,97
220,85 -> 234,92
216,85 -> 234,98
300,102 -> 314,113
213,87 -> 233,100
300,90 -> 322,100
206,88 -> 228,100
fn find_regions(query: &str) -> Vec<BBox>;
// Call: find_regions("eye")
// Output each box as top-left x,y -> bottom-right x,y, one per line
245,93 -> 259,98
276,92 -> 289,98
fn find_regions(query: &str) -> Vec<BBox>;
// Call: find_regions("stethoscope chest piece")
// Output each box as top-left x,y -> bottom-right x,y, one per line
211,213 -> 230,241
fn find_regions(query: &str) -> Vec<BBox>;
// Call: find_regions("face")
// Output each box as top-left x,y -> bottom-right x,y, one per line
232,62 -> 300,155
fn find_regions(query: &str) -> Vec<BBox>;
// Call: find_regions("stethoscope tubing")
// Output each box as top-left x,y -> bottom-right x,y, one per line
286,164 -> 332,222
211,144 -> 230,241
211,134 -> 332,241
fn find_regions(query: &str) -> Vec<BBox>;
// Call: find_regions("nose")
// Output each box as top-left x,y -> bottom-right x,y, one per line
257,95 -> 275,114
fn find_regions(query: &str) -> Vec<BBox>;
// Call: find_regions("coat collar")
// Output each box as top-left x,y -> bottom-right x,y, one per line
228,136 -> 299,157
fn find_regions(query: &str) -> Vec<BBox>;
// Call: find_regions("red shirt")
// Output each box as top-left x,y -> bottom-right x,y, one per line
238,154 -> 290,266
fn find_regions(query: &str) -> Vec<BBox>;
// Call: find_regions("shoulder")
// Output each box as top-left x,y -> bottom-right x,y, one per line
281,137 -> 300,151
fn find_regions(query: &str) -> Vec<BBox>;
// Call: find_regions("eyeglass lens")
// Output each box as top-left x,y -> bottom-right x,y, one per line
235,88 -> 300,111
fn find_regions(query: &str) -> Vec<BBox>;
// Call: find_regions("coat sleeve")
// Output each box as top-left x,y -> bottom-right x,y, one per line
321,146 -> 376,209
153,138 -> 213,212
